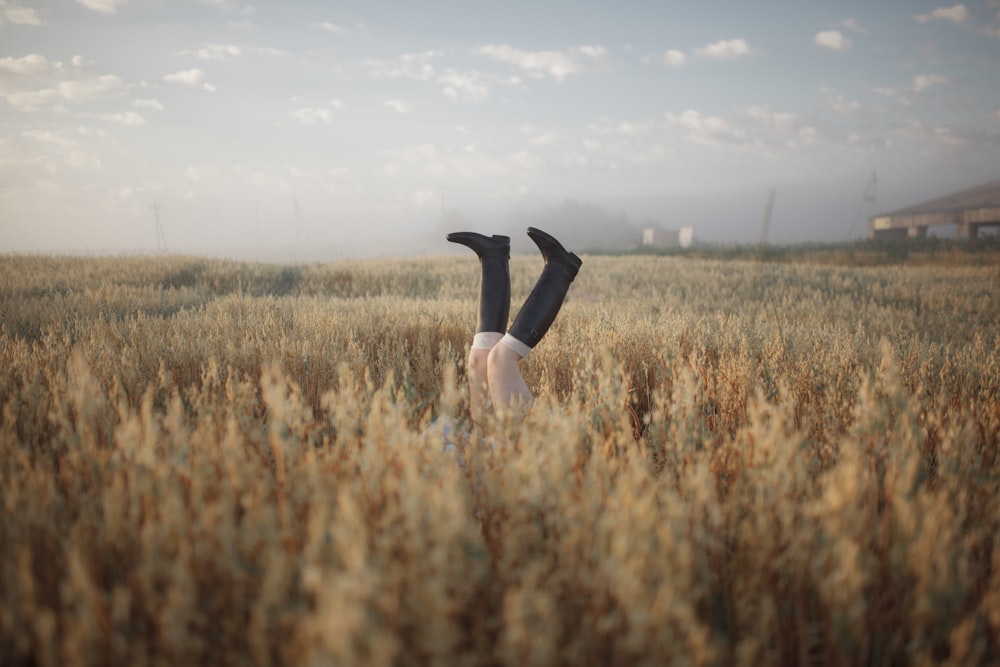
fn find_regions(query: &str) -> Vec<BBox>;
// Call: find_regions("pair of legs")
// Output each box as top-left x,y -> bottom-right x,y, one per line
448,228 -> 582,429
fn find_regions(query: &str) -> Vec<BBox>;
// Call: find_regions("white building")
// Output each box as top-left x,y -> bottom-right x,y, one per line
642,225 -> 694,249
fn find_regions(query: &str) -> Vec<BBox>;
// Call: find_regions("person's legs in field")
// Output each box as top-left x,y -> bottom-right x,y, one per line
446,232 -> 510,430
489,227 -> 582,411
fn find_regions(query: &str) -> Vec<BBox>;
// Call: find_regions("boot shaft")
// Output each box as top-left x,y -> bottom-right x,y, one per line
506,228 -> 582,349
447,232 -> 511,334
476,254 -> 510,333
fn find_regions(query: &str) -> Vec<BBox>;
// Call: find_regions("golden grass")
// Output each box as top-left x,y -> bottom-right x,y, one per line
1,252 -> 998,666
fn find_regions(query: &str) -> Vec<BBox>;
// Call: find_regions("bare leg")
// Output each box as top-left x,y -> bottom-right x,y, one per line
467,346 -> 492,430
486,341 -> 533,410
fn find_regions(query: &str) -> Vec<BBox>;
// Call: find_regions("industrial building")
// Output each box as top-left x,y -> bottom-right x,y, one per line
868,179 -> 1000,240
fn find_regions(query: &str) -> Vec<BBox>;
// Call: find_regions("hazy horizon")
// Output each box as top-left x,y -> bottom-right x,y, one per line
2,1 -> 999,259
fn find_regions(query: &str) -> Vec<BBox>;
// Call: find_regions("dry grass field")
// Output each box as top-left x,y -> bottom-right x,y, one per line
1,250 -> 998,666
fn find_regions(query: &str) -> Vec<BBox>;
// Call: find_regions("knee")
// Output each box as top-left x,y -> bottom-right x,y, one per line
486,341 -> 522,377
467,347 -> 489,377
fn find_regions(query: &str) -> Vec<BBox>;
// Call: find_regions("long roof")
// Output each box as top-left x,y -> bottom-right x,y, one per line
883,179 -> 1000,217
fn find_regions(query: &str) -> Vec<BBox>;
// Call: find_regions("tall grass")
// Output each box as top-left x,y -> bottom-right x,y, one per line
1,252 -> 998,666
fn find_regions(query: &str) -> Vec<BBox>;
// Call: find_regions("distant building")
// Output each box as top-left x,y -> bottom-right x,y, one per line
868,179 -> 1000,240
642,225 -> 694,248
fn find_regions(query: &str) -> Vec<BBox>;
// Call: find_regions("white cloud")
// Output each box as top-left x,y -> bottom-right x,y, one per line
365,52 -> 511,103
847,134 -> 891,150
665,110 -> 746,147
797,126 -> 819,145
185,164 -> 220,181
76,0 -> 127,15
379,143 -> 440,175
528,132 -> 556,147
878,92 -> 911,108
975,9 -> 1000,39
694,38 -> 752,60
894,119 -> 968,148
585,118 -> 672,166
586,104 -> 829,162
820,87 -> 861,114
58,75 -> 124,101
22,129 -> 76,149
314,21 -> 346,34
914,4 -> 969,24
0,53 -> 59,75
411,189 -> 439,209
21,129 -> 101,169
745,105 -> 798,133
744,107 -> 817,149
439,69 -> 493,103
287,98 -> 343,121
814,30 -> 852,51
256,46 -> 291,58
839,17 -> 869,34
913,3 -> 1000,39
3,73 -> 125,110
100,110 -> 145,125
366,51 -> 442,81
383,99 -> 410,114
163,69 -> 202,86
289,106 -> 334,124
476,44 -> 611,80
132,98 -> 163,110
65,150 -> 101,169
185,43 -> 242,61
1,1 -> 45,25
377,142 -> 517,182
163,69 -> 216,92
913,73 -> 948,92
872,77 -> 942,107
196,0 -> 249,12
2,89 -> 57,110
660,49 -> 687,68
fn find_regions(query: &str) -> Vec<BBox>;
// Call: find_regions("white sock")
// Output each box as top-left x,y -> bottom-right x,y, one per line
471,331 -> 504,350
499,333 -> 532,360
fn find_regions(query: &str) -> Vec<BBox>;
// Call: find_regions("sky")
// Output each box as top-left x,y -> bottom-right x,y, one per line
1,0 -> 999,258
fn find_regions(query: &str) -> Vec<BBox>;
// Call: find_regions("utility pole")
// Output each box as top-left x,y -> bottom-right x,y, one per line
758,189 -> 775,255
848,171 -> 878,240
151,203 -> 168,253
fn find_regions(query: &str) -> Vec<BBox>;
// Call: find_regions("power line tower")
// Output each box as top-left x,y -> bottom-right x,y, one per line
758,189 -> 776,255
753,189 -> 777,296
848,171 -> 878,240
150,203 -> 169,253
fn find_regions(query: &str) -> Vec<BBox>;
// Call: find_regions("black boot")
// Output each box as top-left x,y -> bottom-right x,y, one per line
507,227 -> 582,349
447,232 -> 511,333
